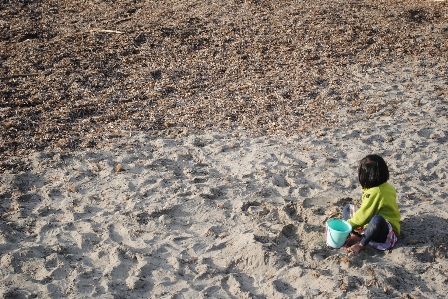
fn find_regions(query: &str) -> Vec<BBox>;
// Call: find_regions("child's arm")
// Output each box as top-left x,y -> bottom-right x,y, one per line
347,191 -> 380,229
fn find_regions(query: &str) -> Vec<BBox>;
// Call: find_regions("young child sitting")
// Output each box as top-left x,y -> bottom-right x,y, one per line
344,154 -> 401,253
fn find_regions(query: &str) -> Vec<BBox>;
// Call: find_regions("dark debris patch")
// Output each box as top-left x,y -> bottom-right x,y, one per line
0,0 -> 447,170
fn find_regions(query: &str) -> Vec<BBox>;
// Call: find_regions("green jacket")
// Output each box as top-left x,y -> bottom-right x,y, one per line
347,182 -> 401,235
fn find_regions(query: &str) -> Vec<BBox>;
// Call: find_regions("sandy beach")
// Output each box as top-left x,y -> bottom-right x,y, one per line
1,64 -> 447,297
1,0 -> 448,298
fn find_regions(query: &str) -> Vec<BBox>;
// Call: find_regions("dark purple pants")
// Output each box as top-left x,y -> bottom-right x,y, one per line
343,205 -> 389,246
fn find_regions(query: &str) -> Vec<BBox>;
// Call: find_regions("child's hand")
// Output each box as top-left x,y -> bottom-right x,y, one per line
344,233 -> 361,247
346,243 -> 364,253
354,227 -> 364,234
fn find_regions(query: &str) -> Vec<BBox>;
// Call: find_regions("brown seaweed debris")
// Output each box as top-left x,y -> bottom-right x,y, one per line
1,0 -> 447,171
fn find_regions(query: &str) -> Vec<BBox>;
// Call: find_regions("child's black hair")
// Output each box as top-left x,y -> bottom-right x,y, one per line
358,154 -> 389,189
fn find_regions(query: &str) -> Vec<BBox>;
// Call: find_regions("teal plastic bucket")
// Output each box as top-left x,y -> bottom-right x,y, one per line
325,219 -> 352,248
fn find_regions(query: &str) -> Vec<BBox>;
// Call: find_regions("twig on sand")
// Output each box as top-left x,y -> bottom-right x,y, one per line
115,17 -> 132,24
90,29 -> 125,34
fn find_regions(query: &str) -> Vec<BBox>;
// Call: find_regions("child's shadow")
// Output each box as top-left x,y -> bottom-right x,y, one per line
398,214 -> 448,261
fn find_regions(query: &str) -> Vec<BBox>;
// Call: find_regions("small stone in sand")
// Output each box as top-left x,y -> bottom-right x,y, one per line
115,164 -> 125,173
